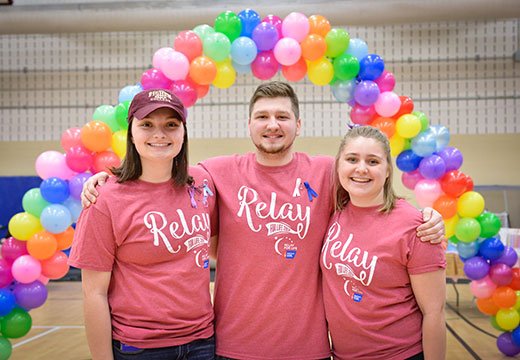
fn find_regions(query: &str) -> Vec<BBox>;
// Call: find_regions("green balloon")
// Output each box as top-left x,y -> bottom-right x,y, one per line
93,104 -> 119,132
477,212 -> 502,238
455,217 -> 482,243
193,24 -> 215,42
214,11 -> 242,42
333,54 -> 360,80
0,336 -> 11,360
490,315 -> 506,331
203,32 -> 231,62
1,308 -> 31,339
115,100 -> 131,130
403,138 -> 411,151
329,75 -> 338,86
448,235 -> 459,245
412,111 -> 429,132
325,28 -> 350,58
22,188 -> 50,218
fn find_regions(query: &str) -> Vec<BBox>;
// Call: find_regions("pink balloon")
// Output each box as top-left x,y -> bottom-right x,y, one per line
350,104 -> 375,125
152,47 -> 175,70
65,145 -> 94,173
35,151 -> 76,180
470,275 -> 497,298
414,179 -> 443,208
38,274 -> 50,285
374,70 -> 396,92
401,169 -> 424,190
251,50 -> 279,80
11,255 -> 42,284
273,38 -> 301,66
61,127 -> 82,152
161,51 -> 190,81
282,12 -> 310,42
262,14 -> 283,38
171,80 -> 197,108
1,237 -> 29,264
140,68 -> 172,90
0,259 -> 14,288
489,263 -> 514,286
374,91 -> 401,117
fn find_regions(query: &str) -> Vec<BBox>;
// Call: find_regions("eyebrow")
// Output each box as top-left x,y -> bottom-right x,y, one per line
344,152 -> 384,159
252,110 -> 291,116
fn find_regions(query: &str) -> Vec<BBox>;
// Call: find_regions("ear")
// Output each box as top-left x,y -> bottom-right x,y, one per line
295,118 -> 302,137
247,118 -> 252,137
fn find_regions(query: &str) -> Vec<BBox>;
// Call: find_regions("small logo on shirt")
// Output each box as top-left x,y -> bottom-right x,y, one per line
203,259 -> 209,269
285,250 -> 296,259
353,293 -> 363,302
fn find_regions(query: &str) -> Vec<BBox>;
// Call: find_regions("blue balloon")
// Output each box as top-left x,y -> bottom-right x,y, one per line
231,36 -> 258,65
457,240 -> 479,259
63,197 -> 82,223
40,177 -> 70,204
332,79 -> 356,103
358,54 -> 385,80
345,38 -> 368,60
396,150 -> 423,172
0,289 -> 15,316
479,237 -> 505,261
232,60 -> 251,74
430,125 -> 450,151
410,129 -> 436,157
512,326 -> 520,347
40,204 -> 72,234
238,9 -> 261,38
118,84 -> 143,103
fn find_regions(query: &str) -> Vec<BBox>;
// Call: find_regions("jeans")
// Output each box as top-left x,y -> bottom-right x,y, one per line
113,335 -> 215,360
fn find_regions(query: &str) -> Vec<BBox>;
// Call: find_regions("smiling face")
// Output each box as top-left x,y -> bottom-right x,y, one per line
131,107 -> 185,175
248,96 -> 301,164
337,136 -> 390,207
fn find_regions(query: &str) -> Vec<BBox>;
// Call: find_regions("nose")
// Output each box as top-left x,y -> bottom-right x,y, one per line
266,116 -> 280,130
152,126 -> 167,138
356,161 -> 369,173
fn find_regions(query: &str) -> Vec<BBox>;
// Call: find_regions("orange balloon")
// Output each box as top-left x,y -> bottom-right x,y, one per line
301,34 -> 327,61
433,195 -> 458,219
309,15 -> 331,38
41,251 -> 70,280
371,116 -> 396,139
55,226 -> 74,250
81,121 -> 112,152
189,56 -> 217,85
282,57 -> 308,82
493,286 -> 517,309
27,231 -> 58,260
477,296 -> 499,315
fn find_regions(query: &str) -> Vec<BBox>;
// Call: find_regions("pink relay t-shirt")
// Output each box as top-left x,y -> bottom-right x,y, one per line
200,152 -> 334,360
320,199 -> 446,360
69,166 -> 217,348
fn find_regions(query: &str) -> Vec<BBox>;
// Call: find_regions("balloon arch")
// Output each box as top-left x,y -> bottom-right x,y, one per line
2,9 -> 517,359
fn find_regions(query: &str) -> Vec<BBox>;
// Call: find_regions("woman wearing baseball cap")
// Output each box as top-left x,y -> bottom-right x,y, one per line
69,89 -> 217,359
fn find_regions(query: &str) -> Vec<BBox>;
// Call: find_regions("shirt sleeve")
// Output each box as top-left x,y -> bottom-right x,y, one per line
68,203 -> 117,272
407,233 -> 447,275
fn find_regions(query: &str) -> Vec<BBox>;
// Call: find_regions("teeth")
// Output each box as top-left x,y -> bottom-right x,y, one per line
352,178 -> 370,182
148,143 -> 170,147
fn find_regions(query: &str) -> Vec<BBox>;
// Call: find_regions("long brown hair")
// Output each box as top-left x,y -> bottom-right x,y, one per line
111,116 -> 193,187
333,126 -> 399,213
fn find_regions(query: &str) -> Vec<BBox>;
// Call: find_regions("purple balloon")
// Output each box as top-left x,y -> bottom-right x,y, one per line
418,155 -> 446,179
0,259 -> 13,288
489,263 -> 513,286
463,256 -> 490,280
68,172 -> 92,200
497,332 -> 520,357
354,80 -> 380,107
0,237 -> 28,265
492,246 -> 519,267
252,22 -> 279,51
13,280 -> 48,310
437,146 -> 463,171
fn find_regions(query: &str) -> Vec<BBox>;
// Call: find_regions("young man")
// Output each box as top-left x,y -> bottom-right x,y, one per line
82,81 -> 445,360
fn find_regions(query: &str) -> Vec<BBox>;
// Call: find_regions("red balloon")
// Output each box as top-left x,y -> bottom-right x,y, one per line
440,170 -> 468,198
281,56 -> 307,82
65,145 -> 93,173
393,96 -> 414,119
509,268 -> 520,290
40,251 -> 69,279
93,151 -> 121,175
171,80 -> 197,108
466,175 -> 474,192
1,237 -> 29,264
174,30 -> 203,62
186,75 -> 209,99
61,127 -> 82,152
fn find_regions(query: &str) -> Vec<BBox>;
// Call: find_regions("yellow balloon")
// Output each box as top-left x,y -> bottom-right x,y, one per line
444,214 -> 459,238
8,212 -> 43,241
111,130 -> 127,159
212,61 -> 236,89
389,134 -> 405,157
457,191 -> 485,218
496,308 -> 520,331
513,291 -> 520,310
307,57 -> 334,86
396,114 -> 421,139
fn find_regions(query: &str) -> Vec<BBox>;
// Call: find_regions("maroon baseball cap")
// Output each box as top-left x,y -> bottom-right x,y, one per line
127,88 -> 186,124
